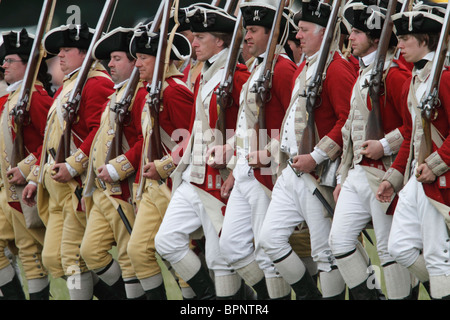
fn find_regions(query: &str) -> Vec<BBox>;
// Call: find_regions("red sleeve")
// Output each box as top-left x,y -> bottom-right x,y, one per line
265,55 -> 297,134
389,79 -> 413,176
73,74 -> 114,156
22,85 -> 52,161
381,64 -> 411,137
160,76 -> 194,139
122,86 -> 147,170
318,54 -> 356,147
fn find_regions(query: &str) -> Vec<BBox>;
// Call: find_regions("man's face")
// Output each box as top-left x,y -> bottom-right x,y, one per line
244,25 -> 270,57
296,21 -> 324,57
397,34 -> 430,63
191,32 -> 224,62
135,53 -> 156,82
108,51 -> 135,84
2,54 -> 26,84
348,28 -> 378,58
287,39 -> 303,64
58,47 -> 86,75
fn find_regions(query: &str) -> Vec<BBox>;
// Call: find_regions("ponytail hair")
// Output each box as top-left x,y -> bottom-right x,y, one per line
18,53 -> 55,97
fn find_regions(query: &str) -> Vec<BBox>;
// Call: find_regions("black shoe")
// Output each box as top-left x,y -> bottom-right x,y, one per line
291,271 -> 322,300
145,283 -> 167,300
348,280 -> 379,300
29,283 -> 50,300
186,267 -> 216,300
0,274 -> 25,300
93,278 -> 126,300
252,278 -> 269,300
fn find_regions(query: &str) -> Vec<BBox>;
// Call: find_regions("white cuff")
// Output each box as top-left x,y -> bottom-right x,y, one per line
311,147 -> 329,165
65,163 -> 78,178
380,138 -> 392,156
106,163 -> 120,182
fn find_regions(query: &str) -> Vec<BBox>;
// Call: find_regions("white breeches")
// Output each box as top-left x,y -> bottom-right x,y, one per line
329,165 -> 395,264
219,163 -> 277,277
388,177 -> 450,277
260,166 -> 336,272
155,181 -> 233,276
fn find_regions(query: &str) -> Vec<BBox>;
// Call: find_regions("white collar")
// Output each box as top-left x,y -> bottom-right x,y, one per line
114,79 -> 128,90
207,48 -> 227,66
65,67 -> 81,80
6,80 -> 23,93
360,50 -> 377,68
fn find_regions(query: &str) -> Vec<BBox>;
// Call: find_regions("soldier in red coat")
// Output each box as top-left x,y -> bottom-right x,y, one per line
376,2 -> 450,300
328,1 -> 415,300
22,23 -> 115,300
0,29 -> 53,299
207,1 -> 297,299
155,4 -> 251,299
79,26 -> 148,300
125,23 -> 194,300
259,0 -> 356,299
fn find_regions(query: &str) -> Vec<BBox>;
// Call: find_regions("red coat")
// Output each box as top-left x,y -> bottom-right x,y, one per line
134,75 -> 194,187
254,54 -> 297,191
35,71 -> 115,167
13,84 -> 53,163
115,85 -> 147,202
392,68 -> 450,211
360,58 -> 411,171
190,63 -> 250,201
69,73 -> 115,156
294,51 -> 357,153
5,84 -> 53,213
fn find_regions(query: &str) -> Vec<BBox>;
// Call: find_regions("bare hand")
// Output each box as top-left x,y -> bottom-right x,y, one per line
333,184 -> 341,203
415,163 -> 436,184
97,165 -> 114,183
51,163 -> 73,183
291,154 -> 316,173
360,140 -> 384,160
22,183 -> 37,207
142,162 -> 162,180
376,180 -> 394,203
206,144 -> 233,169
247,150 -> 271,168
7,167 -> 26,185
221,173 -> 234,199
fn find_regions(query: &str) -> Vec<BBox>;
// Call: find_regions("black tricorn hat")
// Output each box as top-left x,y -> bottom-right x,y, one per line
169,3 -> 215,32
187,4 -> 237,33
240,1 -> 286,28
129,25 -> 191,61
43,23 -> 95,55
343,1 -> 387,38
392,2 -> 446,35
1,29 -> 34,57
92,27 -> 134,60
300,0 -> 331,28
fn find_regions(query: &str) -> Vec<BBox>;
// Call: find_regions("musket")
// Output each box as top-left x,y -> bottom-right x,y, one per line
214,0 -> 245,144
55,0 -> 118,164
418,3 -> 450,164
105,67 -> 141,163
365,0 -> 398,141
146,0 -> 172,164
9,0 -> 56,169
251,0 -> 287,151
298,0 -> 342,155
